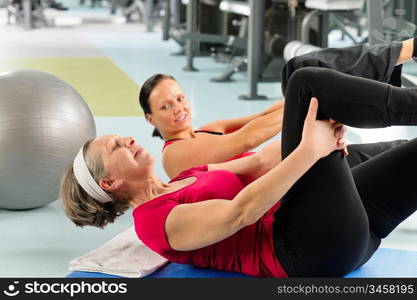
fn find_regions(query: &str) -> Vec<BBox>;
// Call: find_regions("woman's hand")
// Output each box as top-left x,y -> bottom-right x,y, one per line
330,118 -> 349,156
299,97 -> 347,161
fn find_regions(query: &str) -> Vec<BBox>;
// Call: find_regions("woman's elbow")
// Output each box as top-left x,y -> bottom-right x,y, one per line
244,135 -> 262,150
240,210 -> 262,227
233,201 -> 262,228
244,132 -> 276,150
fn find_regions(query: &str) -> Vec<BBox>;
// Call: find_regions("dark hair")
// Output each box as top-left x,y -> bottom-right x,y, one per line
139,74 -> 176,139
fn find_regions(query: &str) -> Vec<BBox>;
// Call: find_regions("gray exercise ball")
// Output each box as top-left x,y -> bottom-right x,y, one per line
0,69 -> 96,210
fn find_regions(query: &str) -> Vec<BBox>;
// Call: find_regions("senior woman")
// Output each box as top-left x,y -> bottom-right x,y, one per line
61,65 -> 417,277
139,38 -> 416,179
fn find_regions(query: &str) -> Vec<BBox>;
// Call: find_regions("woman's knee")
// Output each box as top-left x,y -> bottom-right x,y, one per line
289,67 -> 333,88
285,67 -> 340,107
284,67 -> 319,110
283,56 -> 323,85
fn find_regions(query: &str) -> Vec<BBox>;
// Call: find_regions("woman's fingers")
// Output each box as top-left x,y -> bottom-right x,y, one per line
302,97 -> 349,158
336,138 -> 349,156
305,97 -> 319,124
325,120 -> 347,144
328,120 -> 346,136
333,124 -> 346,139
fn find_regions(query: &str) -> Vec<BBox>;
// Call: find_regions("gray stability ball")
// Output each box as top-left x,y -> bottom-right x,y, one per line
0,69 -> 97,210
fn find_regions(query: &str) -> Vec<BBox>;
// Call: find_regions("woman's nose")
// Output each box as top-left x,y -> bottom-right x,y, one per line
124,137 -> 135,146
173,101 -> 182,112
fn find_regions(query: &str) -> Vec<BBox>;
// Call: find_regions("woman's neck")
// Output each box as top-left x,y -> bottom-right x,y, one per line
162,128 -> 197,141
129,176 -> 196,209
128,176 -> 168,208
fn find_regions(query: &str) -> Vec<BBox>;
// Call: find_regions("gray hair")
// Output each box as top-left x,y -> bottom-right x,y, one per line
59,139 -> 130,228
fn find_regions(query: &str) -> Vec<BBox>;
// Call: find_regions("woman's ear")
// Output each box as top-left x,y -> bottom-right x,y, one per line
99,178 -> 123,192
145,113 -> 153,125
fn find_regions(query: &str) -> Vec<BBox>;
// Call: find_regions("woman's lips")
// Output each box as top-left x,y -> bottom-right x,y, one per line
134,148 -> 143,158
175,113 -> 187,122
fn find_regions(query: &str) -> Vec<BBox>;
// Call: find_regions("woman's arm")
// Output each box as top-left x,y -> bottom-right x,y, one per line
165,142 -> 316,251
163,108 -> 284,178
165,98 -> 347,251
198,100 -> 284,134
207,140 -> 282,180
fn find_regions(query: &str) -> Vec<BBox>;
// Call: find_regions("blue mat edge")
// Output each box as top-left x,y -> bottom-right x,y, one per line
67,248 -> 417,278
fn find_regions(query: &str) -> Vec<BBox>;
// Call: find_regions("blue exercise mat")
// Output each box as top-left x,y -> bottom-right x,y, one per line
67,248 -> 417,278
345,248 -> 417,278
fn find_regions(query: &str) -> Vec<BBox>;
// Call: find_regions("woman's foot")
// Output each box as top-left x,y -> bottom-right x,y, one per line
413,37 -> 417,59
396,38 -> 414,65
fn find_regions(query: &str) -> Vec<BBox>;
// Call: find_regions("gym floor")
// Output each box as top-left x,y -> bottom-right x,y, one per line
1,0 -> 417,277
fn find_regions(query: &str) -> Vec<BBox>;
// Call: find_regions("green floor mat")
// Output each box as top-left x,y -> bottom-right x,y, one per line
0,57 -> 142,117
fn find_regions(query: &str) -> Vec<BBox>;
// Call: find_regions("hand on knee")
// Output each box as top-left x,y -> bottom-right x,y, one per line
300,97 -> 347,160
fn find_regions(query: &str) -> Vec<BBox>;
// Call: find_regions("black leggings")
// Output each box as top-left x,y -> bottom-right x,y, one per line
273,67 -> 417,277
283,42 -> 408,170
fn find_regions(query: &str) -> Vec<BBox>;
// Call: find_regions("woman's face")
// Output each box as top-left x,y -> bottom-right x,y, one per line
146,79 -> 192,137
89,135 -> 153,189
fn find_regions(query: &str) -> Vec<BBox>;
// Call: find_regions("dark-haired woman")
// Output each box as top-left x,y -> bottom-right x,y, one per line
139,74 -> 284,179
139,38 -> 414,179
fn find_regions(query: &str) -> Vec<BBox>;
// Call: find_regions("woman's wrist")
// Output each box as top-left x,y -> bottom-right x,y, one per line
296,142 -> 321,165
261,100 -> 284,116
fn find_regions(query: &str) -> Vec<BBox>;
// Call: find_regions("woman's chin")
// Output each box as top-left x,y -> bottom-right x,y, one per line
173,120 -> 191,130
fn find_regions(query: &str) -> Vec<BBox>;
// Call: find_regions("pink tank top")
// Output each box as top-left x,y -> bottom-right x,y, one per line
133,165 -> 287,278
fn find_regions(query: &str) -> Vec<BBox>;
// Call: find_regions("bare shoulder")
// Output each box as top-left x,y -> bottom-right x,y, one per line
164,132 -> 240,156
195,123 -> 225,134
162,135 -> 219,164
161,133 -> 245,178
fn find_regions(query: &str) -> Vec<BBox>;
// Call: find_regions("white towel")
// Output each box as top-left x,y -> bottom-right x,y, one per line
69,226 -> 168,278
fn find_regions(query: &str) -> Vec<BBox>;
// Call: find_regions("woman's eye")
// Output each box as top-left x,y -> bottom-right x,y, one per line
177,97 -> 183,102
161,105 -> 169,110
113,143 -> 120,151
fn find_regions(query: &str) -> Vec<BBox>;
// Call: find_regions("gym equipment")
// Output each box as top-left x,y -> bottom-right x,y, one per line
213,0 -> 295,84
0,70 -> 96,210
214,1 -> 311,99
210,0 -> 250,82
365,0 -> 417,88
302,0 -> 416,47
302,0 -> 365,47
67,248 -> 417,278
6,0 -> 47,29
240,0 -> 313,100
6,0 -> 69,29
236,0 -> 268,100
367,0 -> 416,45
109,0 -> 163,30
117,0 -> 146,24
163,0 -> 228,58
181,0 -> 245,71
162,0 -> 186,50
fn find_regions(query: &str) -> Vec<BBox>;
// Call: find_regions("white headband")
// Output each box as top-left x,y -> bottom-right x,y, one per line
73,147 -> 113,204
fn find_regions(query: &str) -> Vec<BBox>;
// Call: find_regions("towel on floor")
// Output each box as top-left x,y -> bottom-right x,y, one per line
68,226 -> 168,278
